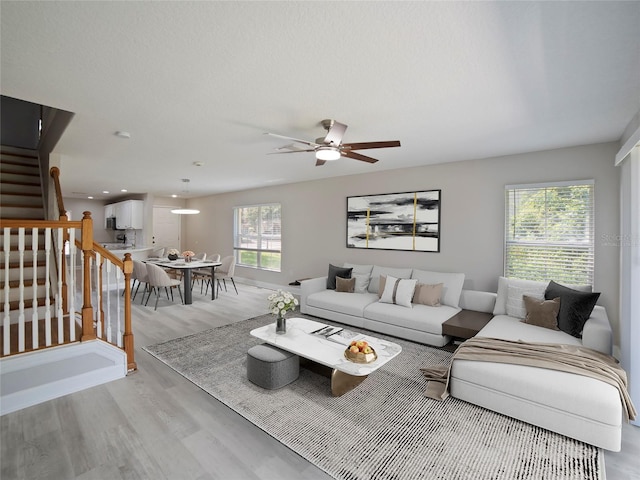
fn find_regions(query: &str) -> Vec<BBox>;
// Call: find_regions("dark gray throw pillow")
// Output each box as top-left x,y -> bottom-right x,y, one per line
544,280 -> 600,338
326,264 -> 353,290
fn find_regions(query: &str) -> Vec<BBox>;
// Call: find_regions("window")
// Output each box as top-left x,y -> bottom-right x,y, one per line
505,181 -> 594,285
234,203 -> 281,271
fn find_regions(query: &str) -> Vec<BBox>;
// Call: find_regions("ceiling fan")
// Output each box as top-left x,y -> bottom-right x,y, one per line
265,119 -> 401,166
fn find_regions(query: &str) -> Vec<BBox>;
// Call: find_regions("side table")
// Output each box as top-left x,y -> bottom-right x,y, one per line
442,309 -> 493,341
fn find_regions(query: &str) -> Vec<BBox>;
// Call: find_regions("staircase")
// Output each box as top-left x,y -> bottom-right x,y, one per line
1,149 -> 135,415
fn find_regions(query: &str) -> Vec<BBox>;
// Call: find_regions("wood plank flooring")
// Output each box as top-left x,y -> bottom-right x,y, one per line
1,282 -> 639,479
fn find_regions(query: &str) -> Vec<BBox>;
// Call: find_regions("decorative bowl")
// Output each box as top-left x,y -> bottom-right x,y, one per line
344,347 -> 377,364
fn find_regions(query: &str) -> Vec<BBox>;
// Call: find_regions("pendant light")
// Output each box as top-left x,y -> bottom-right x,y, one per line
171,179 -> 200,215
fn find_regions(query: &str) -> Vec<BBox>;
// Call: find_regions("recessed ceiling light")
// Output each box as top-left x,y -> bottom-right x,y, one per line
88,196 -> 94,199
103,190 -> 109,194
114,131 -> 131,139
193,161 -> 204,166
171,194 -> 178,198
121,189 -> 127,192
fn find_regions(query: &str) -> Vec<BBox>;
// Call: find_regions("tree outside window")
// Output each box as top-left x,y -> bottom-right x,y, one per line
234,204 -> 281,271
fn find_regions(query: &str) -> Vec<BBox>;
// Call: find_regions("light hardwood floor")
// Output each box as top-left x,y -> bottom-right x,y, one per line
1,282 -> 638,480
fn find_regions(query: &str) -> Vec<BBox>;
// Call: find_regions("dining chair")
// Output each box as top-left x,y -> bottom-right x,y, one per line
216,255 -> 238,296
193,253 -> 221,294
131,260 -> 149,303
145,263 -> 184,310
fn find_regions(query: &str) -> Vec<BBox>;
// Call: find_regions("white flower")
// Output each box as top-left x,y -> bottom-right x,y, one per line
267,289 -> 298,317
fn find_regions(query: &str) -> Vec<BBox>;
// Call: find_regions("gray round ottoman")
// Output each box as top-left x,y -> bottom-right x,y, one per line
247,344 -> 299,389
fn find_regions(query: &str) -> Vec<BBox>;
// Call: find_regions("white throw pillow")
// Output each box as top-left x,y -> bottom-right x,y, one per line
368,266 -> 413,294
505,284 -> 546,319
494,276 -> 591,315
379,276 -> 417,308
353,274 -> 371,294
343,263 -> 374,276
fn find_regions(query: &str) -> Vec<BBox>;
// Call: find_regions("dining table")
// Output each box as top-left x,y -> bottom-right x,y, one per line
144,258 -> 222,305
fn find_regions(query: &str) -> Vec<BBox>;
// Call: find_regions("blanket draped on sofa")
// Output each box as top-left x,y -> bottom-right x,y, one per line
421,337 -> 637,421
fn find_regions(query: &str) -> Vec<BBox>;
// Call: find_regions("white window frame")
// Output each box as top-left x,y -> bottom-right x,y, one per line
233,203 -> 281,272
504,180 -> 595,285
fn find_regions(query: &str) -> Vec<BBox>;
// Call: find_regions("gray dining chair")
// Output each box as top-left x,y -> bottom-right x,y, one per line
216,255 -> 238,296
145,263 -> 184,310
131,260 -> 149,303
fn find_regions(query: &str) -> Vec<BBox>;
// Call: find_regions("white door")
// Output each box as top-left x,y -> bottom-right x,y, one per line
153,206 -> 181,251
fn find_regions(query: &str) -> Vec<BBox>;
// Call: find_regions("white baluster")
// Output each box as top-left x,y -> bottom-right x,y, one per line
17,228 -> 25,352
105,260 -> 112,343
116,266 -> 122,347
68,228 -> 76,342
95,252 -> 102,338
31,227 -> 39,350
44,228 -> 52,347
55,228 -> 64,343
3,228 -> 11,355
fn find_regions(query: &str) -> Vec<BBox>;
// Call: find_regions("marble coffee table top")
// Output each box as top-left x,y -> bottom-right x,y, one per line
250,317 -> 402,376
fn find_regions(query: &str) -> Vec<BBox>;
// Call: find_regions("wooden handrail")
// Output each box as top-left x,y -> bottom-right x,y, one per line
49,167 -> 67,218
0,219 -> 82,228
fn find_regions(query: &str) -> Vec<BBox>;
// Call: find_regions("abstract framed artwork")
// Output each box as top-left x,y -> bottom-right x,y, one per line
347,190 -> 441,252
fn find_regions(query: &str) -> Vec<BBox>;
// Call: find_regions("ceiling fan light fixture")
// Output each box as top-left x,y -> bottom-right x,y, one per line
171,208 -> 200,215
315,147 -> 341,161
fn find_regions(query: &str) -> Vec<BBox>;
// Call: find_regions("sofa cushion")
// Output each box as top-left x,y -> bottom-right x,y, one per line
413,283 -> 443,306
505,283 -> 547,319
494,277 -> 592,316
336,276 -> 355,293
410,269 -> 465,308
343,263 -> 374,276
306,290 -> 378,317
353,275 -> 370,294
545,281 -> 600,338
364,301 -> 459,335
368,266 -> 413,294
522,295 -> 560,330
379,276 -> 417,308
478,315 -> 582,346
326,264 -> 353,290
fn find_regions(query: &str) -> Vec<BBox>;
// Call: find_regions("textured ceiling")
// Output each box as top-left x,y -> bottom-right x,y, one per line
1,1 -> 639,200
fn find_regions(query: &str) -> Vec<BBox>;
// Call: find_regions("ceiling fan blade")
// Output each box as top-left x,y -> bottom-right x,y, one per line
264,132 -> 318,147
342,140 -> 401,150
315,159 -> 327,166
323,120 -> 348,146
267,149 -> 315,155
342,150 -> 379,164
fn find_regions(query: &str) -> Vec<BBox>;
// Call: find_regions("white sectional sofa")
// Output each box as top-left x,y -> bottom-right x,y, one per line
301,266 -> 623,451
453,286 -> 622,452
300,264 -> 466,347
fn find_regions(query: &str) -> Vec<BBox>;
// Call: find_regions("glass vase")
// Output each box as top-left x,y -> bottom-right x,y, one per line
276,314 -> 286,334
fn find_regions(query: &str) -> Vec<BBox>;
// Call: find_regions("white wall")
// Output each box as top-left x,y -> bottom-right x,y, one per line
63,198 -> 111,243
186,142 -> 621,342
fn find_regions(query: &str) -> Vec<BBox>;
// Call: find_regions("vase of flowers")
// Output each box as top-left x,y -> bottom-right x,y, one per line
167,248 -> 180,261
182,250 -> 195,262
268,289 -> 298,334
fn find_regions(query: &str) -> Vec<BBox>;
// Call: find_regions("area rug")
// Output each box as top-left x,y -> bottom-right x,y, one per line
144,314 -> 604,480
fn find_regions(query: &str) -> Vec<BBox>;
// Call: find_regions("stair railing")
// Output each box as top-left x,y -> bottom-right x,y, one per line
0,214 -> 136,371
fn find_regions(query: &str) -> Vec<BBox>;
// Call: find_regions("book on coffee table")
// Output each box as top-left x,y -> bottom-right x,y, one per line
326,328 -> 365,346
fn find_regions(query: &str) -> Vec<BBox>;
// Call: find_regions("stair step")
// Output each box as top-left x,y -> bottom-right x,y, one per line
0,150 -> 39,164
0,340 -> 127,415
1,191 -> 41,199
0,178 -> 42,188
0,167 -> 40,177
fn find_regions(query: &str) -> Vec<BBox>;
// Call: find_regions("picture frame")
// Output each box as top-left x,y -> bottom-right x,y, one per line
346,190 -> 441,252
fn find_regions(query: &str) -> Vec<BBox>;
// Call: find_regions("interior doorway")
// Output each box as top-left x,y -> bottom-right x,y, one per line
153,206 -> 181,251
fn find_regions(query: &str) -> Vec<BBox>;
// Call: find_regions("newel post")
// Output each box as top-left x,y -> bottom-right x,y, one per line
122,253 -> 137,371
81,211 -> 96,341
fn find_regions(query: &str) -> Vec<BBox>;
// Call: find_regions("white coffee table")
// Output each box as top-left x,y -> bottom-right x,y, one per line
250,317 -> 402,396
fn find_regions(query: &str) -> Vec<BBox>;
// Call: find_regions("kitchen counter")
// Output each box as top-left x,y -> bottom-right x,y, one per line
105,246 -> 153,261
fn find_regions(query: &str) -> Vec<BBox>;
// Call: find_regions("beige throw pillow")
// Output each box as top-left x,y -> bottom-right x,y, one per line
412,283 -> 443,306
378,275 -> 387,298
521,295 -> 561,330
336,276 -> 356,293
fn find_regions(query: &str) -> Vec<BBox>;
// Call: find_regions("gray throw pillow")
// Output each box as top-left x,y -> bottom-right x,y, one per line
326,264 -> 353,290
544,280 -> 600,338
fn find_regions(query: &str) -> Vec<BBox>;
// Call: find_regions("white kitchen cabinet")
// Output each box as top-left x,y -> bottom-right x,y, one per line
104,204 -> 115,228
112,200 -> 144,229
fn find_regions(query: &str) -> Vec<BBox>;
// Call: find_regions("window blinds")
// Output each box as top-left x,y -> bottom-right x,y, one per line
504,181 -> 594,286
